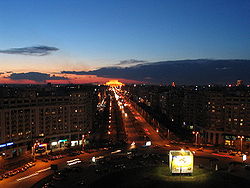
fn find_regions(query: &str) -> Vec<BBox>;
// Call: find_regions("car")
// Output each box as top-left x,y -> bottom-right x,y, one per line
42,181 -> 56,188
58,155 -> 63,158
52,175 -> 63,181
18,167 -> 25,172
77,179 -> 86,186
197,147 -> 204,152
8,171 -> 15,176
2,174 -> 9,178
12,169 -> 19,175
42,158 -> 49,162
245,165 -> 250,171
28,162 -> 34,167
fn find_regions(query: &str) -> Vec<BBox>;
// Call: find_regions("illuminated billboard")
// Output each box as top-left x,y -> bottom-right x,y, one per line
169,150 -> 193,174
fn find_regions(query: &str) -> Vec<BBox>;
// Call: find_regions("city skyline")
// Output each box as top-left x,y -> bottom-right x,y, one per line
0,0 -> 250,84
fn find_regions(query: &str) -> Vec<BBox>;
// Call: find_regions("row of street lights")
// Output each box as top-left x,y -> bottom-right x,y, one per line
192,131 -> 245,152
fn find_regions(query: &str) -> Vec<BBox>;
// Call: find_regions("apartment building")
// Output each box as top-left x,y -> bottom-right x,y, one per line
0,85 -> 97,158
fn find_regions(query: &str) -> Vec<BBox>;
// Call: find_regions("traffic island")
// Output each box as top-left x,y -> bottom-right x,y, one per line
89,165 -> 250,188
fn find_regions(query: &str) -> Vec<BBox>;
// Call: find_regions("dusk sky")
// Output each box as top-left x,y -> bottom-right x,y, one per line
0,0 -> 250,84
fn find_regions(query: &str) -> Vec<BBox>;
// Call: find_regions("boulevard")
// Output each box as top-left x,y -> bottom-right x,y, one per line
1,87 -> 250,188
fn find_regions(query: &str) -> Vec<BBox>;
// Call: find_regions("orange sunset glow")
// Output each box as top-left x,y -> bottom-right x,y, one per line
0,72 -> 140,85
105,80 -> 124,87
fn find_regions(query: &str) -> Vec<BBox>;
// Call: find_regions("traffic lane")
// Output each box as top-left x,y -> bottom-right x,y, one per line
154,143 -> 246,170
1,151 -> 109,188
124,104 -> 164,143
131,114 -> 165,146
1,160 -> 54,188
123,112 -> 141,143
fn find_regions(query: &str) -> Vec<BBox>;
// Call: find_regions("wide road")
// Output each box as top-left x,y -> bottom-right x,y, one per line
0,150 -> 111,188
114,88 -> 168,147
114,88 -> 250,167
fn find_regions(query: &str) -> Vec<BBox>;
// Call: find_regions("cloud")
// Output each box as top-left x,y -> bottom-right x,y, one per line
215,67 -> 231,70
60,59 -> 250,85
8,72 -> 68,82
0,45 -> 59,56
117,59 -> 147,65
61,70 -> 89,75
49,75 -> 69,80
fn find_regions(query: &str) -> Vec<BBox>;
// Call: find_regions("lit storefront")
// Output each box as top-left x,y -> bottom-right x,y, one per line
224,135 -> 236,146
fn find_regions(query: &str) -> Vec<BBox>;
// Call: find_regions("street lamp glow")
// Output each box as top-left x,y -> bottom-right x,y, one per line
238,136 -> 244,151
192,131 -> 199,145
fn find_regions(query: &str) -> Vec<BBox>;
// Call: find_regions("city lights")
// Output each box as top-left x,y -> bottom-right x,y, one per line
0,1 -> 249,187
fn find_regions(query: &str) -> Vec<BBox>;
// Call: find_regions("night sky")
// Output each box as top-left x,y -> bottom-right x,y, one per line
0,0 -> 250,84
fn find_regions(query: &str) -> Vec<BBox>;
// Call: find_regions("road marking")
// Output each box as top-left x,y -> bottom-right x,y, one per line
16,173 -> 39,181
37,167 -> 51,173
111,150 -> 121,154
16,167 -> 51,182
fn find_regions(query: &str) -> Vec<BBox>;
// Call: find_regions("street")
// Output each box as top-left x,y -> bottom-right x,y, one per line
1,87 -> 250,188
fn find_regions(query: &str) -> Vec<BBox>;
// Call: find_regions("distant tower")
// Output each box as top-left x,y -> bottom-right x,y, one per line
236,80 -> 243,86
171,82 -> 176,87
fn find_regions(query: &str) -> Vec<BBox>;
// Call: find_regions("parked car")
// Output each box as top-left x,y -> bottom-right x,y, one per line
12,169 -> 19,175
42,158 -> 49,162
18,167 -> 26,172
2,174 -> 9,178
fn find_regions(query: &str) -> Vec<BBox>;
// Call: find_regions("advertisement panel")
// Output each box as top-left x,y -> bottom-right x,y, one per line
169,150 -> 193,174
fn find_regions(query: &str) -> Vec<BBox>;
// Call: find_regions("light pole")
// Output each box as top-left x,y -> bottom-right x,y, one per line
192,131 -> 199,146
237,136 -> 244,152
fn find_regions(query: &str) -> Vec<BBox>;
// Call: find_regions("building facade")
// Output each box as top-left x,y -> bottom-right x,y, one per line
124,84 -> 250,151
0,85 -> 97,159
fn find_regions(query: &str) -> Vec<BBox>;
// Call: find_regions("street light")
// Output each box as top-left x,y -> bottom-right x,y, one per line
237,136 -> 244,152
192,131 -> 199,146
